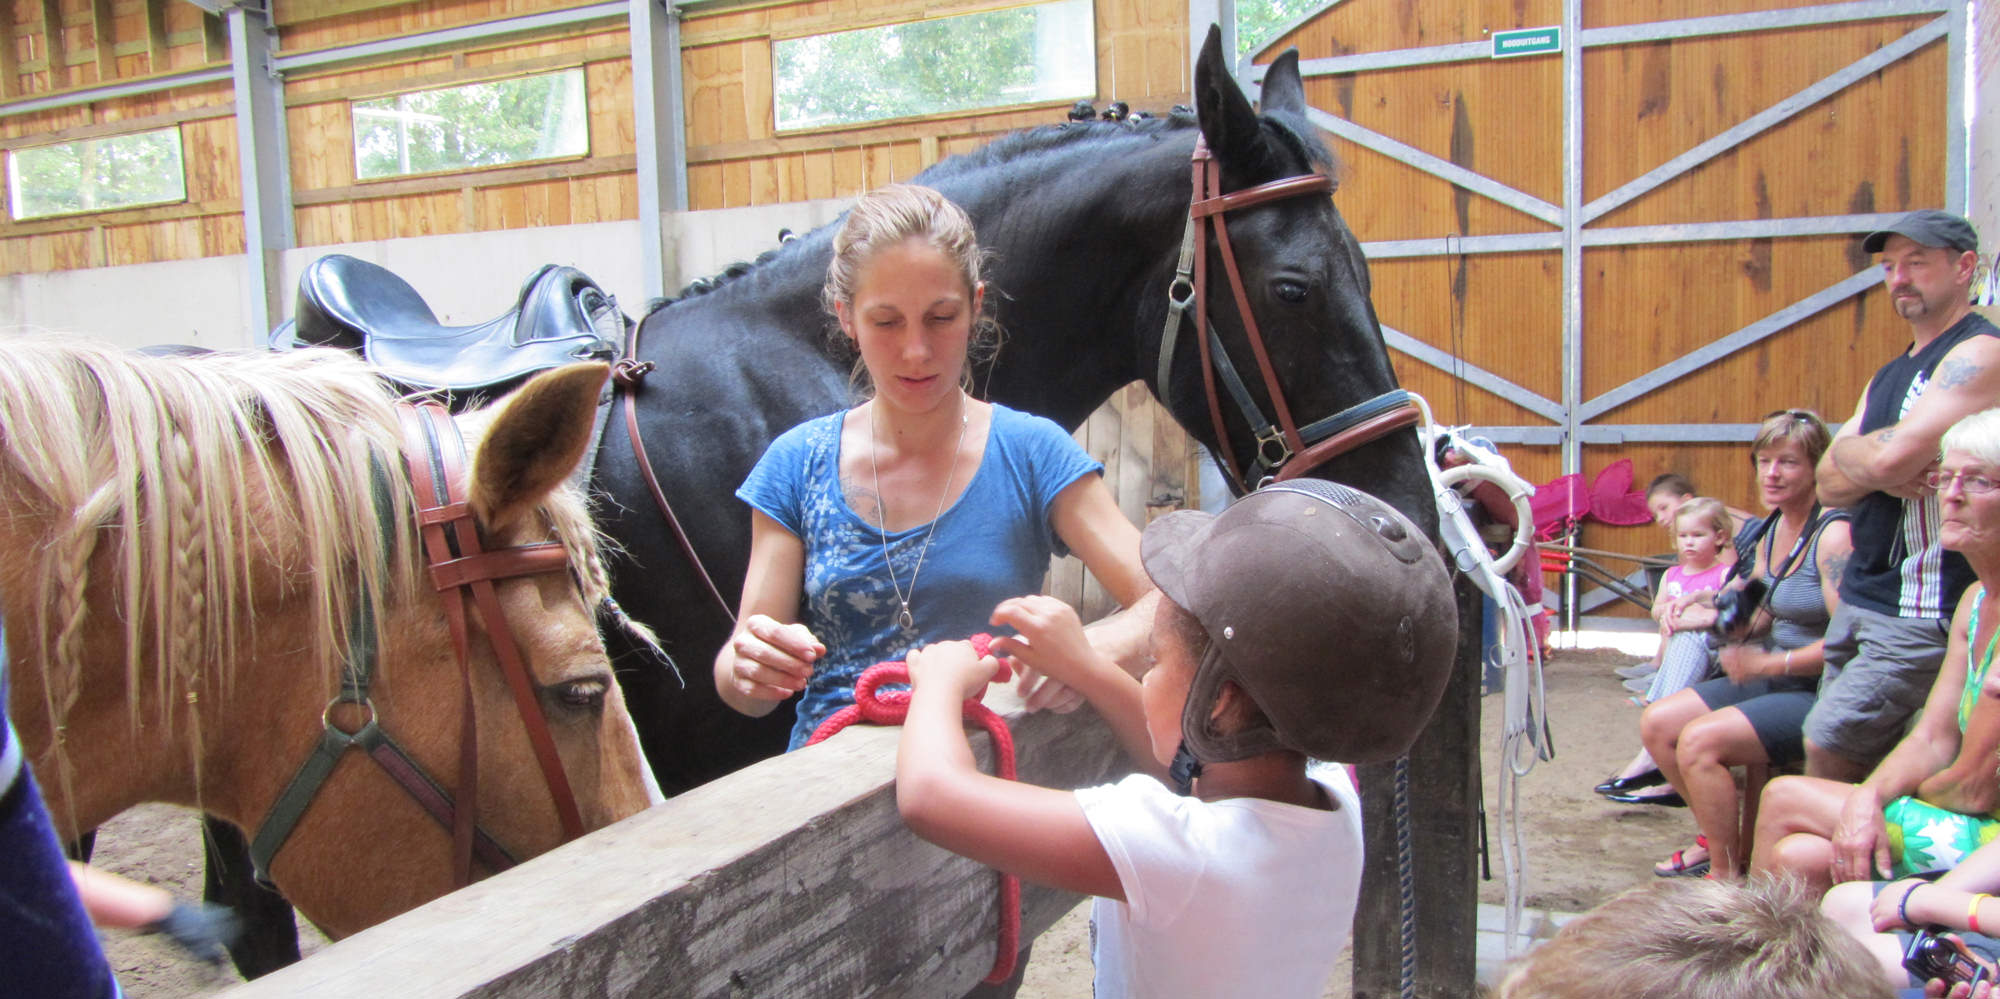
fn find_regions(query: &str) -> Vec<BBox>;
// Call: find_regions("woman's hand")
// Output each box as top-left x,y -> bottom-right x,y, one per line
721,614 -> 824,703
1831,785 -> 1895,882
1718,644 -> 1770,685
907,640 -> 1009,703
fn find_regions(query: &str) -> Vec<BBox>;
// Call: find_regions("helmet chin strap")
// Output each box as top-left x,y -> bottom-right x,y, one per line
1169,740 -> 1204,796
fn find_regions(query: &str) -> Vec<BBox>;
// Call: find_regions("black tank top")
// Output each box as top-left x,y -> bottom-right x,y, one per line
1841,312 -> 2000,619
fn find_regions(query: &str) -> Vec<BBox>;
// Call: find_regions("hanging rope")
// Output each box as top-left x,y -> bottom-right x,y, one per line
1410,394 -> 1551,960
805,633 -> 1022,986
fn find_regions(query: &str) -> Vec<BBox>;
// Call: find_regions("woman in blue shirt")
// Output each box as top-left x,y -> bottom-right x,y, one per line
713,184 -> 1150,749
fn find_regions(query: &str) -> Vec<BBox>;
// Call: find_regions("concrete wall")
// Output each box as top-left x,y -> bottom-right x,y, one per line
1,198 -> 853,351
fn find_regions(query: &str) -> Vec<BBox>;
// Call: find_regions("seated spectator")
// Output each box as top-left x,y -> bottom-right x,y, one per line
1493,876 -> 1891,998
1646,472 -> 1759,542
1752,410 -> 2000,895
1631,412 -> 1849,879
1822,832 -> 2000,995
1599,413 -> 1843,814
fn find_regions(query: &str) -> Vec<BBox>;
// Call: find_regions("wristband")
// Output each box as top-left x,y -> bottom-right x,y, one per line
1783,650 -> 1794,675
1901,881 -> 1924,927
1972,892 -> 1990,935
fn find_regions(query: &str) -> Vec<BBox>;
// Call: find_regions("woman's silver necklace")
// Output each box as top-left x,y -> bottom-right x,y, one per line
870,402 -> 969,632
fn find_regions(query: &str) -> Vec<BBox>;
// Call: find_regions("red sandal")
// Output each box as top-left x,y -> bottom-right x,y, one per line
1655,834 -> 1710,878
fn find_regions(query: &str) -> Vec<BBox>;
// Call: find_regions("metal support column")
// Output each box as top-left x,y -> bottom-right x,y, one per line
630,0 -> 686,302
227,0 -> 291,339
1188,0 -> 1235,81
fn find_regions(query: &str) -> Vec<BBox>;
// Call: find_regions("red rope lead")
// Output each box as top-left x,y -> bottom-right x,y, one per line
805,634 -> 1022,986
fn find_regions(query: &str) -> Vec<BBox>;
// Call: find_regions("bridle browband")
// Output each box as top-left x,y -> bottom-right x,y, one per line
250,400 -> 588,889
1154,136 -> 1421,496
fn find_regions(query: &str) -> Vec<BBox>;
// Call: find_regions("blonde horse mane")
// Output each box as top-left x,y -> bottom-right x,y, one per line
0,335 -> 628,767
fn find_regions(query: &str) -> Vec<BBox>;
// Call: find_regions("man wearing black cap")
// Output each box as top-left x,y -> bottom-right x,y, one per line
1804,209 -> 2000,781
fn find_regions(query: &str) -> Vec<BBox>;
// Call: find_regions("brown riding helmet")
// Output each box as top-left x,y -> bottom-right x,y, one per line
1140,479 -> 1458,765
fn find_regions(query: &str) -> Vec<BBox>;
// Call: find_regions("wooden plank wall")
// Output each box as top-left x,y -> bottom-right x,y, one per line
0,0 -> 234,272
1266,0 -> 1949,609
4,0 -> 1191,273
675,0 -> 1188,209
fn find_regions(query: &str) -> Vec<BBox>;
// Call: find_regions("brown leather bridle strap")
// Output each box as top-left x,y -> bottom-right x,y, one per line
398,402 -> 485,885
1191,173 -> 1333,218
1201,145 -> 1311,459
613,347 -> 739,625
1169,137 -> 1419,494
1273,405 -> 1424,483
398,402 -> 587,861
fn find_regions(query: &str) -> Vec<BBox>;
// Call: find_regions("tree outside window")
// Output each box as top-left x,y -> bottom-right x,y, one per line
7,127 -> 187,221
352,68 -> 588,181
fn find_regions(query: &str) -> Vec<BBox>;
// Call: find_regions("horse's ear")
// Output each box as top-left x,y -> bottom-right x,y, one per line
1194,24 -> 1262,170
1260,49 -> 1307,116
469,362 -> 609,532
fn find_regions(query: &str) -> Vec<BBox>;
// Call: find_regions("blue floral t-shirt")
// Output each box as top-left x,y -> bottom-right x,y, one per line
736,403 -> 1103,749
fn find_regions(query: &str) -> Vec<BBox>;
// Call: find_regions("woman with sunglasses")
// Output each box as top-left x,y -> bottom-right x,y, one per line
1616,410 -> 1852,881
1752,408 -> 2000,896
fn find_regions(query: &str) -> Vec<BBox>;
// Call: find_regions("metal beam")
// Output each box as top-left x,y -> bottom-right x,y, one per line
1580,0 -> 1947,46
1946,0 -> 1968,212
1361,232 -> 1561,258
1579,269 -> 1879,421
1252,0 -> 1948,77
1581,17 -> 1947,224
0,64 -> 231,114
1360,213 -> 1911,259
1305,107 -> 1563,225
1562,0 -> 1582,478
274,1 -> 626,74
630,0 -> 685,302
1382,325 -> 1566,423
228,2 -> 290,339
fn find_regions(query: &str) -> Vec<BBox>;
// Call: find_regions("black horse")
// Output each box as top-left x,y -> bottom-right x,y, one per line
597,31 -> 1438,796
216,27 -> 1449,980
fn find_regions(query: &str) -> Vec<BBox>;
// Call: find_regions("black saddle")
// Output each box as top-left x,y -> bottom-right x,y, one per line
269,254 -> 622,395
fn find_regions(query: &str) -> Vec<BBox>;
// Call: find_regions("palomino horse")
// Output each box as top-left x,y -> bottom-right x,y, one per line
0,337 -> 657,938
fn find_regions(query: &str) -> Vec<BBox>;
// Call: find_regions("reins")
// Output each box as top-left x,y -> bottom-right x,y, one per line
1155,136 -> 1421,495
250,400 -> 587,889
804,634 -> 1022,986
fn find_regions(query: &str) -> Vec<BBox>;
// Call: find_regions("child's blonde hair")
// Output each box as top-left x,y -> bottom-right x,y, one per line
1672,496 -> 1731,539
1495,877 -> 1891,999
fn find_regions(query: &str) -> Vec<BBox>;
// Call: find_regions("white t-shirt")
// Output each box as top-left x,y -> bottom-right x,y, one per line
1074,766 -> 1364,999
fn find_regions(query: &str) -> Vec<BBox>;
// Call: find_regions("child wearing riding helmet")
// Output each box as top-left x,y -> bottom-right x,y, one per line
898,480 -> 1457,998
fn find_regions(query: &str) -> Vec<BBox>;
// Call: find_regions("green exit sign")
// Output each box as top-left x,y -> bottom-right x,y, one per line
1492,27 -> 1561,58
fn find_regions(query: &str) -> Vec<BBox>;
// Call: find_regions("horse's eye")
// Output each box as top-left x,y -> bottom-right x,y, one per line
552,679 -> 608,711
1273,279 -> 1309,303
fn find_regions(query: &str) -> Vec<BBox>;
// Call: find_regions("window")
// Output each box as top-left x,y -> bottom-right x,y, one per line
773,0 -> 1095,131
351,68 -> 589,181
1237,0 -> 1328,57
6,127 -> 187,221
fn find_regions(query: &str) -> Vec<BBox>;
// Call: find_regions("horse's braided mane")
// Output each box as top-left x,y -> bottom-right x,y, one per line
638,108 -> 1334,322
0,336 -> 619,743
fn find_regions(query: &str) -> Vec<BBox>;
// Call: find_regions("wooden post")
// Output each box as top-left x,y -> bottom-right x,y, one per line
219,692 -> 1125,998
1351,576 -> 1482,998
38,0 -> 66,90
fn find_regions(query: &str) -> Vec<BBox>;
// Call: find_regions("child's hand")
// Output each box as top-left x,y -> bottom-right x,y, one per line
989,595 -> 1097,685
907,640 -> 1007,702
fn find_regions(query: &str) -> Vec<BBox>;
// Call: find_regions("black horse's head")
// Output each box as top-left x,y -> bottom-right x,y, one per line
1159,27 -> 1437,540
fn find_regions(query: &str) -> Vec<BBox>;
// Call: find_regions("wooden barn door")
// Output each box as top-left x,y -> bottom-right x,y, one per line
1233,2 -> 1967,996
1252,0 -> 1965,613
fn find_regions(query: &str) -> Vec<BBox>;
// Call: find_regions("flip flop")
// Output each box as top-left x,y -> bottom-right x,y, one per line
1595,769 -> 1666,795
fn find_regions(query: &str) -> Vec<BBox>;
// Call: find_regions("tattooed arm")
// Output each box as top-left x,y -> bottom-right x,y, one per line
1826,337 -> 2000,500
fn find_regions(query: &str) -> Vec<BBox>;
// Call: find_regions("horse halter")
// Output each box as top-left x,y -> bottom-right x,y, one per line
1155,136 -> 1421,496
250,400 -> 587,890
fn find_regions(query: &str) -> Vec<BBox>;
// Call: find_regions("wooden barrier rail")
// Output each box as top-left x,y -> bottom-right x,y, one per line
222,689 -> 1123,998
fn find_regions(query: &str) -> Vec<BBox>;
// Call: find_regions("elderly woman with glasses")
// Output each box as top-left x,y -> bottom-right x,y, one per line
1751,408 -> 2000,896
1611,410 -> 1853,882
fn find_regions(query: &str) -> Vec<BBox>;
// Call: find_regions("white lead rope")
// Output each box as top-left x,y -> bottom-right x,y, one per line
1409,393 -> 1551,959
